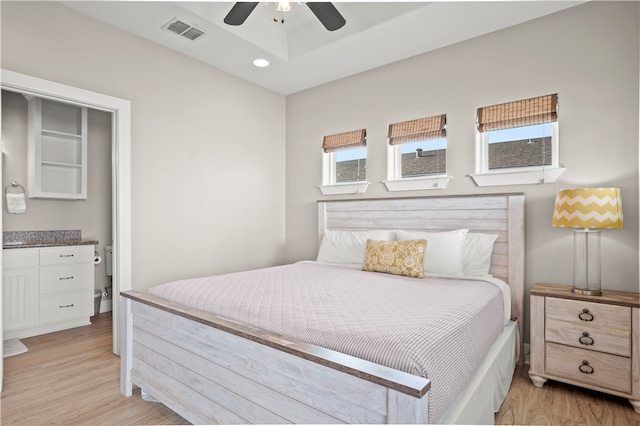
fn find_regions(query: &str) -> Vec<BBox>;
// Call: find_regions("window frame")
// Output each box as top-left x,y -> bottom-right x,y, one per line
383,114 -> 451,192
471,95 -> 565,187
384,142 -> 450,191
319,130 -> 369,195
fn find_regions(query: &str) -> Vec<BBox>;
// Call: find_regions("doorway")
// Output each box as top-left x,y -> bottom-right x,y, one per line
0,69 -> 131,389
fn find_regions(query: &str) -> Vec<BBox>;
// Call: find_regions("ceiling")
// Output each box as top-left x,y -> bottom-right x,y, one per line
61,1 -> 587,95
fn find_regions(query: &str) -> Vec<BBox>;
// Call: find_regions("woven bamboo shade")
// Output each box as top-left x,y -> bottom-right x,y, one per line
388,114 -> 446,145
322,129 -> 366,153
478,94 -> 557,132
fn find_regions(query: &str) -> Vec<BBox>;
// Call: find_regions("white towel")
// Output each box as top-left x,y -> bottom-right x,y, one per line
6,193 -> 26,214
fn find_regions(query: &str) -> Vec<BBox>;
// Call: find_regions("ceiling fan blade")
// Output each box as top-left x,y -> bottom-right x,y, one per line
306,2 -> 346,31
224,2 -> 259,26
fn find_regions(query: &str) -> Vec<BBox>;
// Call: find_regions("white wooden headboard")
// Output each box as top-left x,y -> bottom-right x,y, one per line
317,193 -> 525,363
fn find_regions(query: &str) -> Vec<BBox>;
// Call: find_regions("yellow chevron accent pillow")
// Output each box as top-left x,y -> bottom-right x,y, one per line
552,188 -> 624,229
362,239 -> 427,278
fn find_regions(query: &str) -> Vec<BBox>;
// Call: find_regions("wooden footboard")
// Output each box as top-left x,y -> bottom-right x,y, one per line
121,291 -> 431,424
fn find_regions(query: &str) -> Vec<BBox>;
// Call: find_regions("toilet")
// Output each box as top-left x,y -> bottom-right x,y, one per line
102,245 -> 113,312
104,245 -> 113,278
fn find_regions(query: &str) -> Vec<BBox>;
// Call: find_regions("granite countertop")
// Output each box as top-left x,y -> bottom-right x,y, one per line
3,230 -> 98,249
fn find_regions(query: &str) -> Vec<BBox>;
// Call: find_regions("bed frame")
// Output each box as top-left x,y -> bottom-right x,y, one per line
121,193 -> 525,424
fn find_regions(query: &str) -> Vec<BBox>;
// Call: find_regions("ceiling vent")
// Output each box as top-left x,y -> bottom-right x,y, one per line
163,18 -> 206,41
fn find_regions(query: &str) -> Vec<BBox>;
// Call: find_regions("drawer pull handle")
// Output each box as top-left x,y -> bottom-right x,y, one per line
579,309 -> 594,322
59,254 -> 75,258
579,332 -> 594,346
59,304 -> 74,309
59,276 -> 74,281
579,360 -> 594,375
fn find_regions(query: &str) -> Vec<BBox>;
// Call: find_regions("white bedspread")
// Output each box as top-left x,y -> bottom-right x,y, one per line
148,262 -> 506,422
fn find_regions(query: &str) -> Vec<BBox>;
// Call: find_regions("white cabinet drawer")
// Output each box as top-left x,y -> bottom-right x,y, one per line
39,264 -> 93,294
3,248 -> 38,268
546,297 -> 631,332
546,342 -> 631,394
40,246 -> 93,265
39,291 -> 92,324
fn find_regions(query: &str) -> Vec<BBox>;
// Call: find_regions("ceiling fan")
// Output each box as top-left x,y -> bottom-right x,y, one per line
224,2 -> 346,31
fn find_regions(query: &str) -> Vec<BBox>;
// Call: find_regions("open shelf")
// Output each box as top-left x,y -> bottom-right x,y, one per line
27,97 -> 87,199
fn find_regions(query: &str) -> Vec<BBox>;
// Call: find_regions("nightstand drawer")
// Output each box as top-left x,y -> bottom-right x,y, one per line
546,297 -> 631,331
546,342 -> 631,394
546,318 -> 630,357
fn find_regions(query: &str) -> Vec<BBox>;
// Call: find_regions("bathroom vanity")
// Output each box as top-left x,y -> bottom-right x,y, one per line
3,231 -> 97,339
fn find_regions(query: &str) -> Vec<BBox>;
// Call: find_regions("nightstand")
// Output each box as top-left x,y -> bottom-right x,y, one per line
529,283 -> 640,413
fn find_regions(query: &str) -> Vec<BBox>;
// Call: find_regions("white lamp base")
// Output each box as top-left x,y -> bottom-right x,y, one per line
571,287 -> 602,296
572,229 -> 602,296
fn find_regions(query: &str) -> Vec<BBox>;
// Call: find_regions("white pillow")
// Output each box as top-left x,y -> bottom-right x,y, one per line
317,230 -> 396,264
463,233 -> 498,276
397,229 -> 468,276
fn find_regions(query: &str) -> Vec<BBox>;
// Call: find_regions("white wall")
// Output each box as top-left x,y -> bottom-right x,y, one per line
1,1 -> 287,291
285,1 -> 640,344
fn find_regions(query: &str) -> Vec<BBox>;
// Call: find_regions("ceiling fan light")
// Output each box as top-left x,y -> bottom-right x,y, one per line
276,1 -> 292,12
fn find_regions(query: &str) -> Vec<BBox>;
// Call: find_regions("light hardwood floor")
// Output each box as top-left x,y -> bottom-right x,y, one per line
1,313 -> 188,425
2,313 -> 640,425
496,362 -> 640,425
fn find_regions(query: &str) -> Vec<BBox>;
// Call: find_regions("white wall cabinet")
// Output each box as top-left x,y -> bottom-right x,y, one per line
2,245 -> 94,339
27,96 -> 88,199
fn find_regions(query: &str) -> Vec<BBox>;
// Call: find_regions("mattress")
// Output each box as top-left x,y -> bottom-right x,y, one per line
148,261 -> 507,422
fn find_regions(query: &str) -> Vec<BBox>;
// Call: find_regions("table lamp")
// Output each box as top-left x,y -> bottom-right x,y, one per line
552,188 -> 624,296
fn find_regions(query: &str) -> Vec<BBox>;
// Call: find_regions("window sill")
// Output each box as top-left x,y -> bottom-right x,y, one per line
384,176 -> 451,192
319,181 -> 369,195
470,167 -> 566,187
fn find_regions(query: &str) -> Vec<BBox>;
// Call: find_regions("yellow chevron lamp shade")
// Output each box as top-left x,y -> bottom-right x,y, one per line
552,188 -> 623,296
552,188 -> 624,229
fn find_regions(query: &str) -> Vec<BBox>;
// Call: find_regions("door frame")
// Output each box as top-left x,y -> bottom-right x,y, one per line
0,69 -> 131,372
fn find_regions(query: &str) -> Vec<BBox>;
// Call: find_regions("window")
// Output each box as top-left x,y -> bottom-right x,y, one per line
335,147 -> 367,183
487,124 -> 552,170
472,94 -> 564,186
319,129 -> 369,195
384,114 -> 451,191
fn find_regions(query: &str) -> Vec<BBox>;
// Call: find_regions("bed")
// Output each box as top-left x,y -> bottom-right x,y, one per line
120,193 -> 525,424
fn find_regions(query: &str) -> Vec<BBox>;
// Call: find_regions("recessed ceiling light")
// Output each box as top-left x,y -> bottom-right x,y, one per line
253,58 -> 270,68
